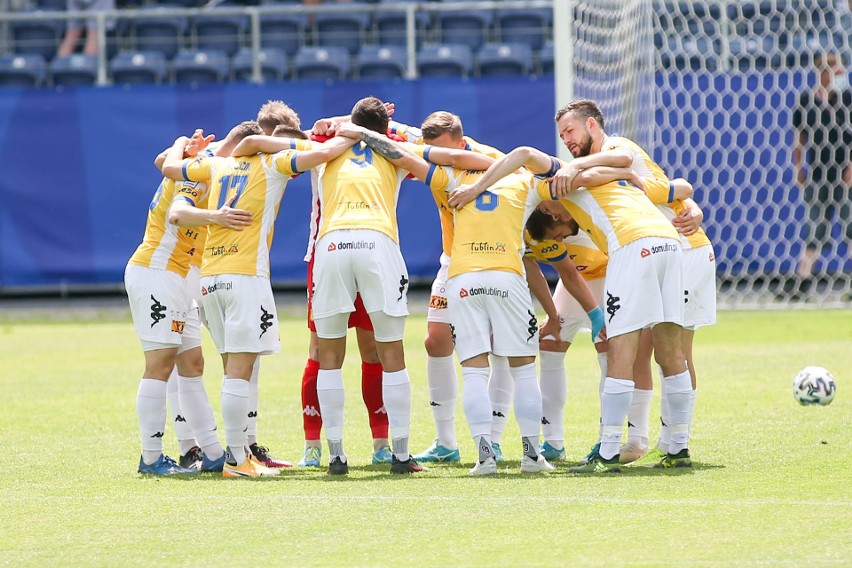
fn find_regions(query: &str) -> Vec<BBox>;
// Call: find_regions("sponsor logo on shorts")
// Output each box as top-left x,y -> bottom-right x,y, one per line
527,309 -> 538,341
492,411 -> 505,418
606,291 -> 621,322
203,281 -> 233,295
709,252 -> 715,262
461,241 -> 507,254
259,305 -> 274,338
459,287 -> 509,299
641,243 -> 677,257
449,323 -> 456,344
207,244 -> 239,257
541,417 -> 550,425
327,240 -> 376,252
171,320 -> 185,334
149,295 -> 166,328
398,275 -> 409,301
684,290 -> 689,304
429,295 -> 448,309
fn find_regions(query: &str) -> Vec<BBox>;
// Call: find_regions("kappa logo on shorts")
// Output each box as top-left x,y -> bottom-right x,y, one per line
429,295 -> 448,309
259,305 -> 274,338
150,295 -> 166,328
527,309 -> 538,341
541,417 -> 551,425
171,320 -> 185,334
448,323 -> 456,344
606,292 -> 621,322
398,275 -> 409,301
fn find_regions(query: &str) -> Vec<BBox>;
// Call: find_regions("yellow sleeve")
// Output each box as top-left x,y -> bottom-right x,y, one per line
267,149 -> 300,175
173,181 -> 206,207
527,238 -> 569,263
181,156 -> 213,182
426,164 -> 452,193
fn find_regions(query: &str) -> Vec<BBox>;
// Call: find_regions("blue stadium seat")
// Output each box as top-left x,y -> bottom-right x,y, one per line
356,45 -> 407,79
436,9 -> 493,52
34,0 -> 66,11
0,54 -> 47,87
50,54 -> 98,86
314,10 -> 371,54
172,49 -> 230,84
496,8 -> 550,51
539,40 -> 553,75
417,44 -> 472,79
477,43 -> 532,77
110,51 -> 168,85
728,36 -> 782,70
10,10 -> 65,60
132,5 -> 189,60
232,47 -> 289,82
374,0 -> 431,48
292,46 -> 350,80
193,4 -> 250,56
260,13 -> 308,56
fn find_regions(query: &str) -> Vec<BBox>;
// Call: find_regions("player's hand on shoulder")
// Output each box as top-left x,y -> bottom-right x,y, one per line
550,164 -> 579,198
311,118 -> 338,137
336,122 -> 365,140
448,183 -> 481,209
672,207 -> 701,236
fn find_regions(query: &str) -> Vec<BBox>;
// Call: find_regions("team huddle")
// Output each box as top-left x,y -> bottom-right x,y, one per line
125,95 -> 716,478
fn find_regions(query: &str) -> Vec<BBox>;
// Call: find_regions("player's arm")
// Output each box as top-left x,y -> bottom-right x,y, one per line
550,148 -> 633,197
312,103 -> 396,137
168,193 -> 253,231
388,120 -> 422,143
574,166 -> 646,191
411,143 -> 495,171
232,135 -> 309,157
290,136 -> 357,172
522,256 -> 561,343
551,256 -> 605,341
160,135 -> 202,181
155,129 -> 215,169
337,122 -> 432,180
447,145 -> 555,209
671,197 -> 704,237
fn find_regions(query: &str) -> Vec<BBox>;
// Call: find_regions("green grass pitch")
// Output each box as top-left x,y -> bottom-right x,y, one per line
0,308 -> 850,566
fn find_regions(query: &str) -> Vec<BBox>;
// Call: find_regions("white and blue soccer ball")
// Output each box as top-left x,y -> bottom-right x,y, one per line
792,366 -> 837,406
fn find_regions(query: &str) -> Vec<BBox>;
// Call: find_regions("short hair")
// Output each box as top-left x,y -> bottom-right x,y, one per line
257,100 -> 300,135
350,96 -> 389,134
272,124 -> 308,140
525,207 -> 559,241
420,111 -> 463,142
554,99 -> 605,130
226,120 -> 263,143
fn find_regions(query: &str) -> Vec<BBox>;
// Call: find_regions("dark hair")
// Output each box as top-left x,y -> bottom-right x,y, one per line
350,96 -> 389,134
525,207 -> 559,241
272,124 -> 308,140
229,120 -> 263,143
554,99 -> 605,130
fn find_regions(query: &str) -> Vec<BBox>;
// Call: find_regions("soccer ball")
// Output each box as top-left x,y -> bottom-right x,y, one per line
792,366 -> 837,406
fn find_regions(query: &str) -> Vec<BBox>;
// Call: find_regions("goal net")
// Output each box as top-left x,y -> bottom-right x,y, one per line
564,0 -> 852,308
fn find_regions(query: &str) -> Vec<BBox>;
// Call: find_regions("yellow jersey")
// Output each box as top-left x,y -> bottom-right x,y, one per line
128,178 -> 210,277
642,181 -> 713,250
524,228 -> 608,281
180,150 -> 301,278
315,140 -> 409,243
427,166 -> 553,278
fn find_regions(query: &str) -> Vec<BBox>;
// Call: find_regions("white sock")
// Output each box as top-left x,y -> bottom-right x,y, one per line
688,389 -> 697,436
166,369 -> 196,455
426,355 -> 458,449
488,355 -> 513,444
317,369 -> 345,458
246,359 -> 260,447
137,378 -> 168,465
511,362 -> 542,439
663,370 -> 692,454
596,352 -> 608,441
599,377 -> 634,460
462,367 -> 492,439
626,388 -> 653,448
539,351 -> 567,448
383,369 -> 412,461
658,388 -> 671,453
178,374 -> 223,460
221,377 -> 250,465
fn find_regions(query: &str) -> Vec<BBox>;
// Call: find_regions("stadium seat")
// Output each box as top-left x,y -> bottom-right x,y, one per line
417,44 -> 472,79
34,0 -> 67,11
172,49 -> 230,84
374,0 -> 431,48
436,10 -> 493,52
476,43 -> 532,77
132,5 -> 189,60
292,46 -> 350,80
356,45 -> 407,79
110,51 -> 168,85
10,10 -> 65,60
496,7 -> 551,51
313,10 -> 371,55
0,54 -> 47,87
539,40 -> 553,75
728,36 -> 782,70
232,47 -> 289,82
192,4 -> 250,56
260,13 -> 308,56
50,54 -> 98,86
659,36 -> 719,72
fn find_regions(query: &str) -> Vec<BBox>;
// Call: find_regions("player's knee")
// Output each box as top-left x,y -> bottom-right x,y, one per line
424,332 -> 453,357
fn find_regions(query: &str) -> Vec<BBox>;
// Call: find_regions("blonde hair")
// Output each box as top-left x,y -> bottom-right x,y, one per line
420,111 -> 463,142
257,100 -> 301,135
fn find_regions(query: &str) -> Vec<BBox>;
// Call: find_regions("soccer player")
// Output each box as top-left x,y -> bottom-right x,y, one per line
127,133 -> 256,476
450,102 -> 693,472
343,122 -> 558,475
162,122 -> 356,478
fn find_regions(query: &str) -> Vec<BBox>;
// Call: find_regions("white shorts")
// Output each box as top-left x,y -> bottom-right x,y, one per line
682,244 -> 717,330
200,274 -> 280,355
427,253 -> 451,324
604,237 -> 684,338
186,264 -> 208,330
446,270 -> 539,362
548,276 -> 606,343
125,264 -> 200,353
312,229 -> 409,320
